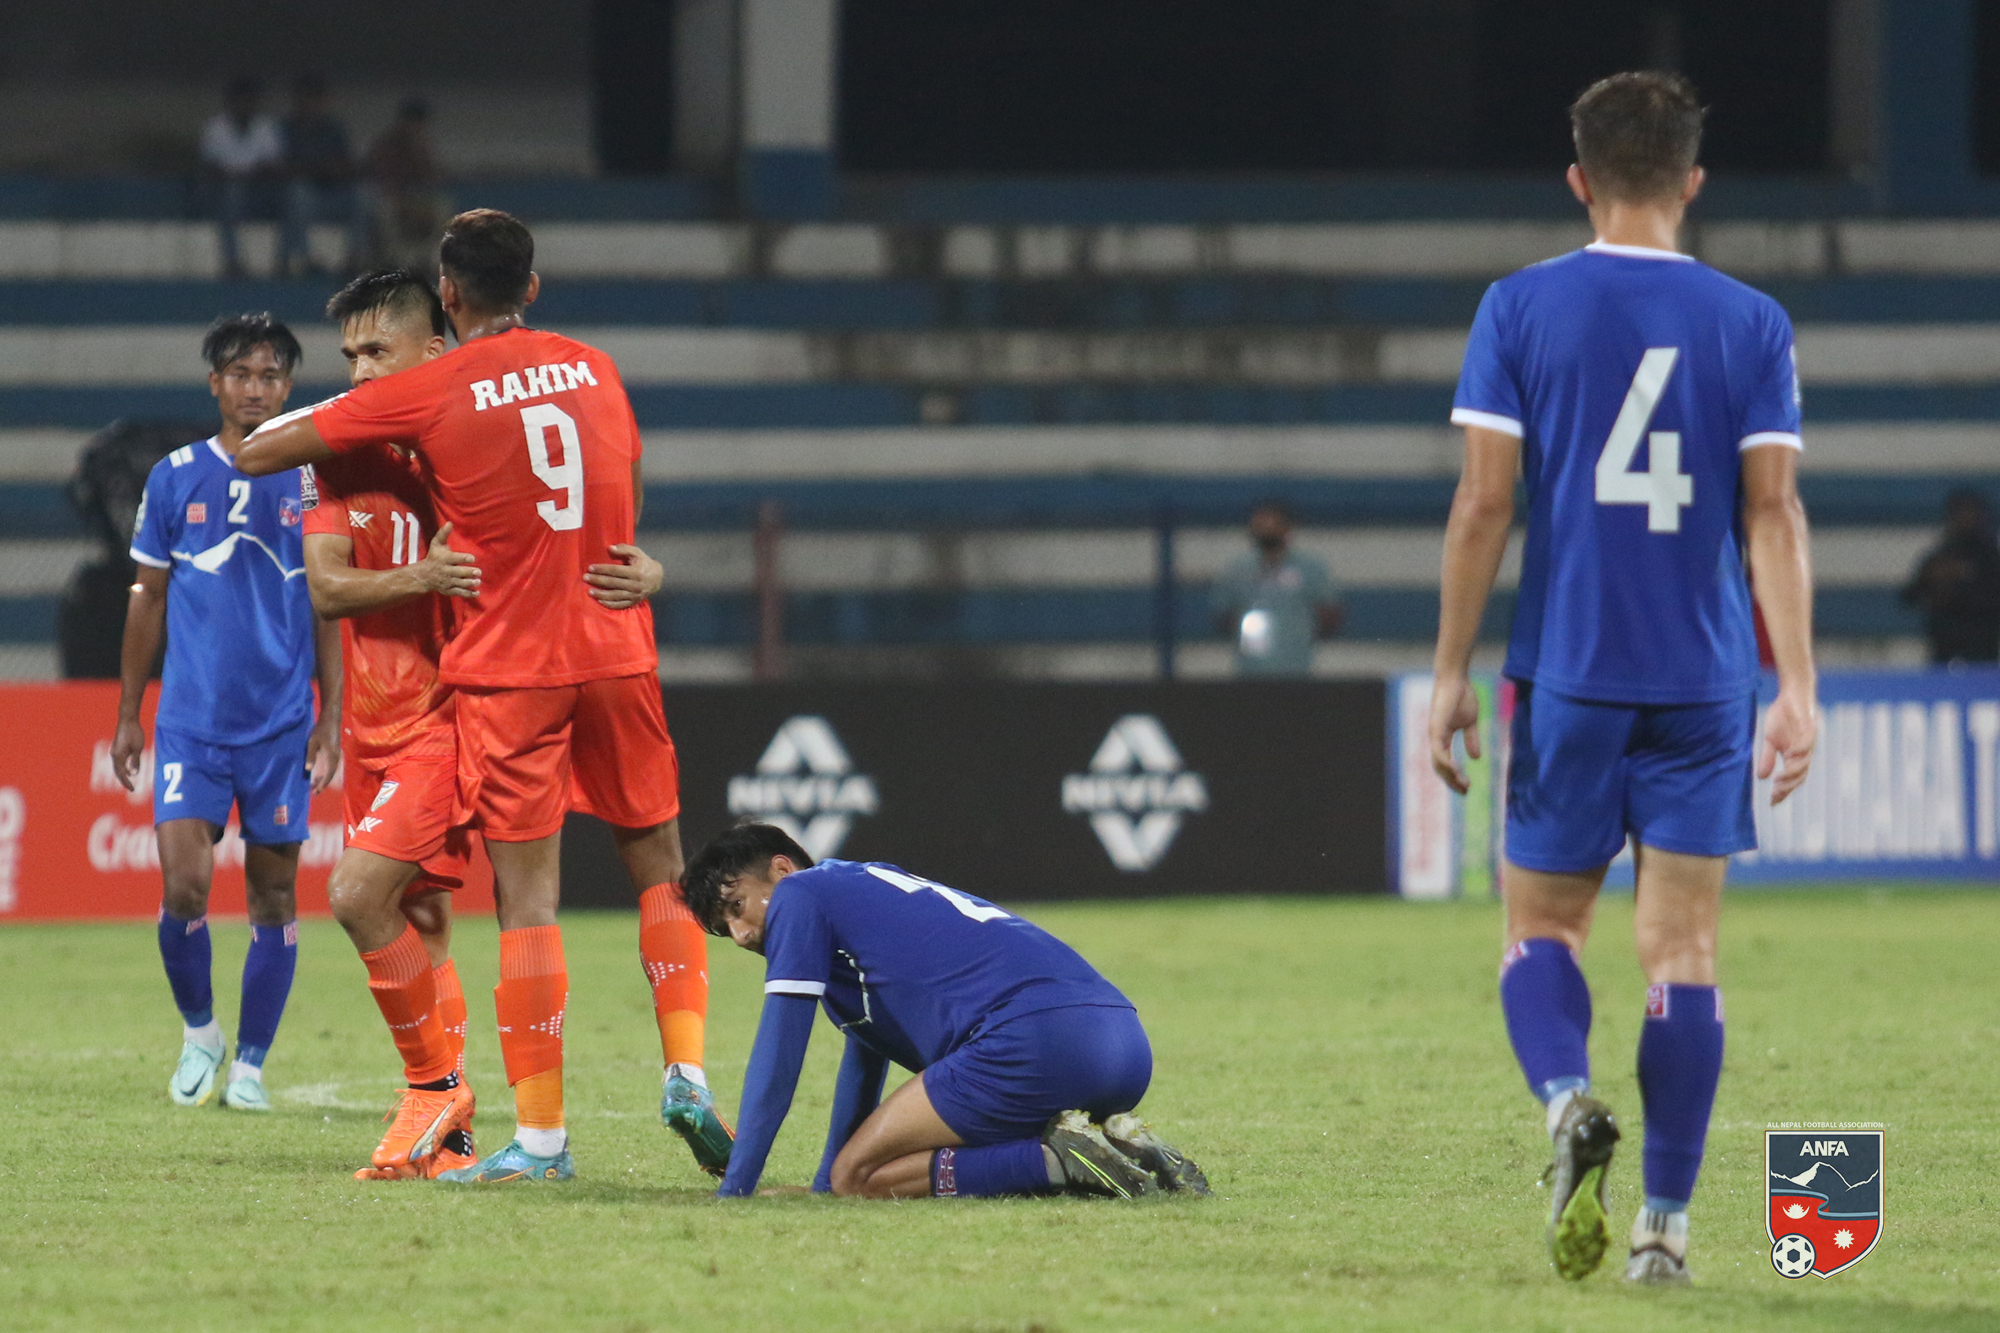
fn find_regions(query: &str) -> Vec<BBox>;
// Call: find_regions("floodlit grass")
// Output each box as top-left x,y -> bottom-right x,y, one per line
3,888 -> 1996,1331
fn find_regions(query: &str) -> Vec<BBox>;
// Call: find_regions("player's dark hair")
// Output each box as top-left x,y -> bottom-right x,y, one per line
1252,497 -> 1294,523
201,312 -> 301,375
681,822 -> 817,937
1569,71 -> 1705,203
326,268 -> 448,338
439,208 -> 534,312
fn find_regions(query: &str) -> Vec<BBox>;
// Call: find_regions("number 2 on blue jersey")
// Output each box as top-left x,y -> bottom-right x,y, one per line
865,865 -> 1011,923
1595,346 -> 1693,533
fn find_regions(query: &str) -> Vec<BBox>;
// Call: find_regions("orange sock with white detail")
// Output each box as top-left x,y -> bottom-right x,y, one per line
432,958 -> 468,1077
360,926 -> 455,1086
495,924 -> 567,1157
638,883 -> 708,1086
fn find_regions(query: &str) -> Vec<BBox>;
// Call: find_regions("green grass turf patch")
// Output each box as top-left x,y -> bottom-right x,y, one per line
2,887 -> 1996,1331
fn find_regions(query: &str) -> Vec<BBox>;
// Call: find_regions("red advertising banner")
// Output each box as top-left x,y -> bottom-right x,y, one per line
0,682 -> 493,921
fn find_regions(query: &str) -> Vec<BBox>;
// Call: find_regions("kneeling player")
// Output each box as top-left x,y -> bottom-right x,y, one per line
682,823 -> 1209,1200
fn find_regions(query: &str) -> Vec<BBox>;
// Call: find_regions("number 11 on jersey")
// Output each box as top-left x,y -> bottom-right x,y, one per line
1596,346 -> 1693,533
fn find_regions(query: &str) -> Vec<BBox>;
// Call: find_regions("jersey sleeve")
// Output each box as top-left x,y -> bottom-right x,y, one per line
312,366 -> 441,455
129,460 -> 175,568
1739,303 -> 1804,451
298,462 -> 352,538
762,884 -> 833,998
1450,283 -> 1526,438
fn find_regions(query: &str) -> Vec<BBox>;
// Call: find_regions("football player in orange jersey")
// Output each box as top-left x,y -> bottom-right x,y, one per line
242,223 -> 723,1185
302,270 -> 671,1179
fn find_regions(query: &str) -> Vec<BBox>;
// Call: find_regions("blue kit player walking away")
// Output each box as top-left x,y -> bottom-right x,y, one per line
111,313 -> 342,1114
680,823 -> 1211,1201
1429,74 -> 1819,1286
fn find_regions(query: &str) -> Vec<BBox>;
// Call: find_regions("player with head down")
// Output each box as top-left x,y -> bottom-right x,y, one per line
1430,72 -> 1818,1284
681,822 -> 1209,1201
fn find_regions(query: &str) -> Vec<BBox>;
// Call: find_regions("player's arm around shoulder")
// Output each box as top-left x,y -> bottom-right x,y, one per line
237,402 -> 335,475
1742,443 -> 1817,803
1429,424 -> 1520,792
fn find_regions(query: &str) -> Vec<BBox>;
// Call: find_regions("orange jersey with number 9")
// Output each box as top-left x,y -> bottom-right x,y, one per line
311,326 -> 657,688
301,448 -> 455,759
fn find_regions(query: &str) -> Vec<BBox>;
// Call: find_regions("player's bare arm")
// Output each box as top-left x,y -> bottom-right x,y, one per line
306,614 -> 342,793
111,563 -> 169,791
1430,423 -> 1520,793
304,524 -> 482,619
236,406 -> 334,475
1742,444 -> 1818,803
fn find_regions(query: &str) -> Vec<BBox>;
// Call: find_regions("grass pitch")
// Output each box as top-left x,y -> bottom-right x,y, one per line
4,888 -> 1997,1332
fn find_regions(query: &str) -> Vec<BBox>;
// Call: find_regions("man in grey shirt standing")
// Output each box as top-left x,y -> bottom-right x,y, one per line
1209,501 -> 1344,677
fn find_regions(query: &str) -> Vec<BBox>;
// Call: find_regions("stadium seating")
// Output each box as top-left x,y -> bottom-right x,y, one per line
3,189 -> 1996,680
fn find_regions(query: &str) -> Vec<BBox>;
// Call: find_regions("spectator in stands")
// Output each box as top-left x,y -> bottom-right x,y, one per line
279,74 -> 362,278
1901,486 -> 2000,665
199,76 -> 285,280
1210,500 -> 1344,677
365,97 -> 446,270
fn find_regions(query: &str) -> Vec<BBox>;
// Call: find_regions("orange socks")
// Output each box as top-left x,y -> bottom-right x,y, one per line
433,958 -> 467,1077
359,926 -> 455,1086
495,924 -> 567,1132
638,883 -> 708,1070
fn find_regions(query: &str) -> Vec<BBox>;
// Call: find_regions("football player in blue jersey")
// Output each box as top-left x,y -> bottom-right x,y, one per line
681,822 -> 1209,1201
111,314 -> 342,1113
1429,73 -> 1818,1286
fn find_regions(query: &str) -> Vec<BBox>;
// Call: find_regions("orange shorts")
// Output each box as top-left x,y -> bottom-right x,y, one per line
455,673 -> 681,842
344,748 -> 473,892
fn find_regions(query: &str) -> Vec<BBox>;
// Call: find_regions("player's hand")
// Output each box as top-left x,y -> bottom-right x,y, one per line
1428,672 -> 1482,795
585,543 -> 662,609
413,522 -> 481,599
111,716 -> 146,792
304,714 -> 341,794
1758,685 -> 1818,805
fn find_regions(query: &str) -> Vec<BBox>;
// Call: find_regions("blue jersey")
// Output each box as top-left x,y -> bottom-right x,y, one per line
1452,242 -> 1802,704
130,437 -> 316,745
761,860 -> 1133,1072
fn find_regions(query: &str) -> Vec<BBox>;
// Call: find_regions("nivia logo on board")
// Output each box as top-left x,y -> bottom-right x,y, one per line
727,715 -> 879,860
1061,714 -> 1208,872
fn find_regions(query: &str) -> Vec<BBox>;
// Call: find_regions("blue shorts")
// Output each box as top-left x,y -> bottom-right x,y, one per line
153,718 -> 313,846
923,1004 -> 1153,1145
1505,682 -> 1756,874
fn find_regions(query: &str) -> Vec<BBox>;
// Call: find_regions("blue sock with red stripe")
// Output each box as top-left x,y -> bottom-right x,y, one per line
1498,938 -> 1593,1103
931,1140 -> 1053,1197
157,909 -> 215,1032
235,921 -> 298,1069
1637,983 -> 1725,1210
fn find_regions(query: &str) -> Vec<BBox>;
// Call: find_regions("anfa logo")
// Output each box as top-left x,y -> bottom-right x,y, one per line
1062,714 -> 1208,872
727,716 -> 878,859
1767,1130 -> 1882,1278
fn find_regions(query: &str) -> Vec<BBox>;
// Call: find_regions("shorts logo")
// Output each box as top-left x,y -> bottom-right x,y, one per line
370,780 -> 400,812
1646,984 -> 1668,1019
1767,1130 -> 1883,1278
279,497 -> 301,526
357,816 -> 383,834
1061,715 -> 1208,872
933,1147 -> 957,1196
727,716 -> 878,860
186,502 -> 207,524
273,804 -> 289,826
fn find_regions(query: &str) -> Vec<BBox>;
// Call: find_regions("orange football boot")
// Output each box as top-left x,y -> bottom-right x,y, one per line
371,1081 -> 477,1172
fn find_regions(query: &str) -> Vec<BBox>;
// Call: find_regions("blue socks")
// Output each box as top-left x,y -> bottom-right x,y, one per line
1637,983 -> 1725,1209
157,910 -> 215,1030
234,921 -> 298,1070
1499,938 -> 1592,1102
931,1140 -> 1053,1197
